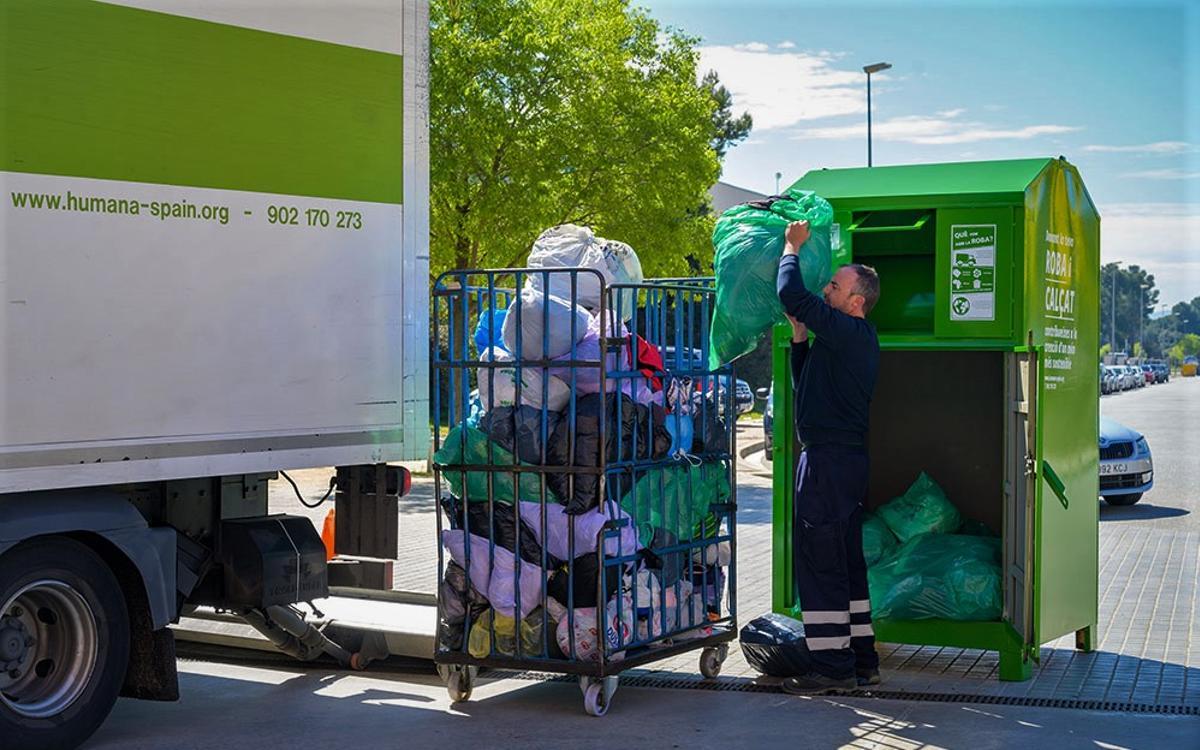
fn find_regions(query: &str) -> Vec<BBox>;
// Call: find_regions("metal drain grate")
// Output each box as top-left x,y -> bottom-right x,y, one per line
493,670 -> 1200,716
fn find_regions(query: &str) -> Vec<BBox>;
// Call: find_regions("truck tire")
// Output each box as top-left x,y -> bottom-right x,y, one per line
0,538 -> 130,750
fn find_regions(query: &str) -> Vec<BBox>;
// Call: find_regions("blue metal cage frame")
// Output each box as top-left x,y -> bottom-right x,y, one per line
431,268 -> 737,681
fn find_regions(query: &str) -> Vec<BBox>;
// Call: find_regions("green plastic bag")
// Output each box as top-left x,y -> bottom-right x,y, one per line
620,463 -> 731,547
876,472 -> 962,543
709,189 -> 834,367
867,534 -> 1001,621
433,424 -> 560,505
861,512 -> 898,566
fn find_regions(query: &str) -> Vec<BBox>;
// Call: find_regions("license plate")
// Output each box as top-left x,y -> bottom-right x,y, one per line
1099,463 -> 1126,475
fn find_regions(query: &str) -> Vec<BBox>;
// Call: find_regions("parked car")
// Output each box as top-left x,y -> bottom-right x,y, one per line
1103,365 -> 1122,393
1099,416 -> 1153,506
1140,364 -> 1155,385
660,346 -> 752,415
1125,365 -> 1144,389
758,385 -> 774,456
1153,363 -> 1169,383
1099,364 -> 1112,395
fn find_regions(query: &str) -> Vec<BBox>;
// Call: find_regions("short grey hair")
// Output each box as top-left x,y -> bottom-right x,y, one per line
847,263 -> 880,314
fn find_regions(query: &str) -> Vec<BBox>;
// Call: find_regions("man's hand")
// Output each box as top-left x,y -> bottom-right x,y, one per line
787,315 -> 808,344
784,220 -> 811,255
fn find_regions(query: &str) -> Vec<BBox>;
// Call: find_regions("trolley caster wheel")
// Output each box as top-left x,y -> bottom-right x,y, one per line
579,676 -> 618,717
700,644 -> 728,679
444,665 -> 476,703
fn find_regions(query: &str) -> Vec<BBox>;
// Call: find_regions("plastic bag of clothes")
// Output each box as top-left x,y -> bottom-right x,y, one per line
620,462 -> 731,547
868,534 -> 1002,621
441,495 -> 561,569
479,405 -> 561,467
526,225 -> 644,321
473,307 -> 507,356
438,561 -> 489,651
502,288 -> 591,361
862,512 -> 898,566
477,347 -> 571,413
709,189 -> 834,366
739,612 -> 813,677
467,608 -> 547,659
555,598 -> 631,663
517,499 -> 640,561
876,472 -> 962,542
441,530 -> 546,619
435,424 -> 560,505
546,393 -> 671,514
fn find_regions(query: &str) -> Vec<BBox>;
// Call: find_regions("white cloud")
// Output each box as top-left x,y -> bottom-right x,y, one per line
777,41 -> 796,49
697,45 -> 866,130
1083,141 -> 1195,155
792,109 -> 1079,145
1122,168 -> 1200,180
1100,203 -> 1200,306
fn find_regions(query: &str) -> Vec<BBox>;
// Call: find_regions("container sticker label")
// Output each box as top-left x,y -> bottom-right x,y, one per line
949,224 -> 996,321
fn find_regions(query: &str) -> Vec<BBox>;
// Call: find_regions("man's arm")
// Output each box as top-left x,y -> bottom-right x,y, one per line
776,221 -> 859,346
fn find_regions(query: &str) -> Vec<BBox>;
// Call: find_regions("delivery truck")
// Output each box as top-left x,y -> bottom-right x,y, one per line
0,2 -> 430,747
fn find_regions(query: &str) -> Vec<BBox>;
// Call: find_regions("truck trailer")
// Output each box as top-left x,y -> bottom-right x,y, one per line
1,2 -> 430,747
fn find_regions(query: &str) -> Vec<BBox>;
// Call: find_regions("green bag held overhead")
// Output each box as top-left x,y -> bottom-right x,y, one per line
709,189 -> 834,367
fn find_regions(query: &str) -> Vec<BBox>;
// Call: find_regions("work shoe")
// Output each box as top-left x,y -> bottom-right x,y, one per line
856,668 -> 881,687
780,673 -> 857,695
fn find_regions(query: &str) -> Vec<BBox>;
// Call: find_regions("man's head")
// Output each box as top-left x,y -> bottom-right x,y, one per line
823,264 -> 880,319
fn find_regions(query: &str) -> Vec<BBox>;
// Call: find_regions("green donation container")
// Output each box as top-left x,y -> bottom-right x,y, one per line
769,158 -> 1100,680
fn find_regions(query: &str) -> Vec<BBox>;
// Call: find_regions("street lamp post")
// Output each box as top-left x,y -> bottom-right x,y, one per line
1139,282 -> 1151,355
862,62 -> 892,167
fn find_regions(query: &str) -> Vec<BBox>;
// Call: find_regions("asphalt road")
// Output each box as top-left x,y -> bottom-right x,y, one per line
1099,376 -> 1199,529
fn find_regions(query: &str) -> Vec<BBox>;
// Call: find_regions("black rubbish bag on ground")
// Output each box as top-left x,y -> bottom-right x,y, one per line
546,393 -> 670,514
438,561 -> 489,652
547,554 -> 621,609
480,405 -> 561,467
739,612 -> 813,677
441,495 -> 561,569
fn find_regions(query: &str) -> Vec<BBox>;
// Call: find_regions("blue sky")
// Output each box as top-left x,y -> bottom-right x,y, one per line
639,0 -> 1199,307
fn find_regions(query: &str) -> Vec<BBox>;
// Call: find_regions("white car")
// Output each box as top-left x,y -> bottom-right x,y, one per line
1099,416 -> 1153,506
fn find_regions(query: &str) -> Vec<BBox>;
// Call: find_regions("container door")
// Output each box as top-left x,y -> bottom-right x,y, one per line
1004,350 -> 1036,648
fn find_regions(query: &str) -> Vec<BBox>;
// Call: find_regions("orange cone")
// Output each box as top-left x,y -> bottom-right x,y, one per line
321,508 -> 336,561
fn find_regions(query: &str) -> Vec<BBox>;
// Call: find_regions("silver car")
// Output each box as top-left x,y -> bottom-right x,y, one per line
1099,416 -> 1153,506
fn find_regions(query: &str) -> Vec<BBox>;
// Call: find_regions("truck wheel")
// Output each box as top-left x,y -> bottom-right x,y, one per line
0,538 -> 130,750
1104,493 -> 1142,506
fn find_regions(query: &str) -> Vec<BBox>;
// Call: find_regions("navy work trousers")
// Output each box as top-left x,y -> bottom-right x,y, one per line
793,443 -> 878,679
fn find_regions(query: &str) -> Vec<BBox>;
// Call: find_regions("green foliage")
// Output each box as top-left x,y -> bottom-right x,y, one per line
430,0 -> 737,278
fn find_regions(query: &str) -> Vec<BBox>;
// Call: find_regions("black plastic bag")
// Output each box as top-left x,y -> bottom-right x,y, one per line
546,393 -> 670,514
480,405 -> 561,466
438,561 -> 489,652
441,495 -> 561,568
547,554 -> 620,609
739,612 -> 813,677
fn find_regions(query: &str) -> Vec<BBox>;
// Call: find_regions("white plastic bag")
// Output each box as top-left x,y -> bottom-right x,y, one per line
477,347 -> 571,412
501,288 -> 591,361
525,225 -> 644,321
555,597 -> 632,663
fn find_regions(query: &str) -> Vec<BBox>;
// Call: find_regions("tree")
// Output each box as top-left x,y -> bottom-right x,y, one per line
1098,263 -> 1158,351
430,0 -> 740,277
702,70 -> 752,161
1171,296 -> 1200,335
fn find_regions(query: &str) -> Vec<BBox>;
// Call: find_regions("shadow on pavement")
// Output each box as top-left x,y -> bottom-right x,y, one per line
1099,503 -> 1190,522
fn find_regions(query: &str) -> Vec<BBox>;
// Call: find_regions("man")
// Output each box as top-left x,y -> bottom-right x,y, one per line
776,219 -> 881,695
